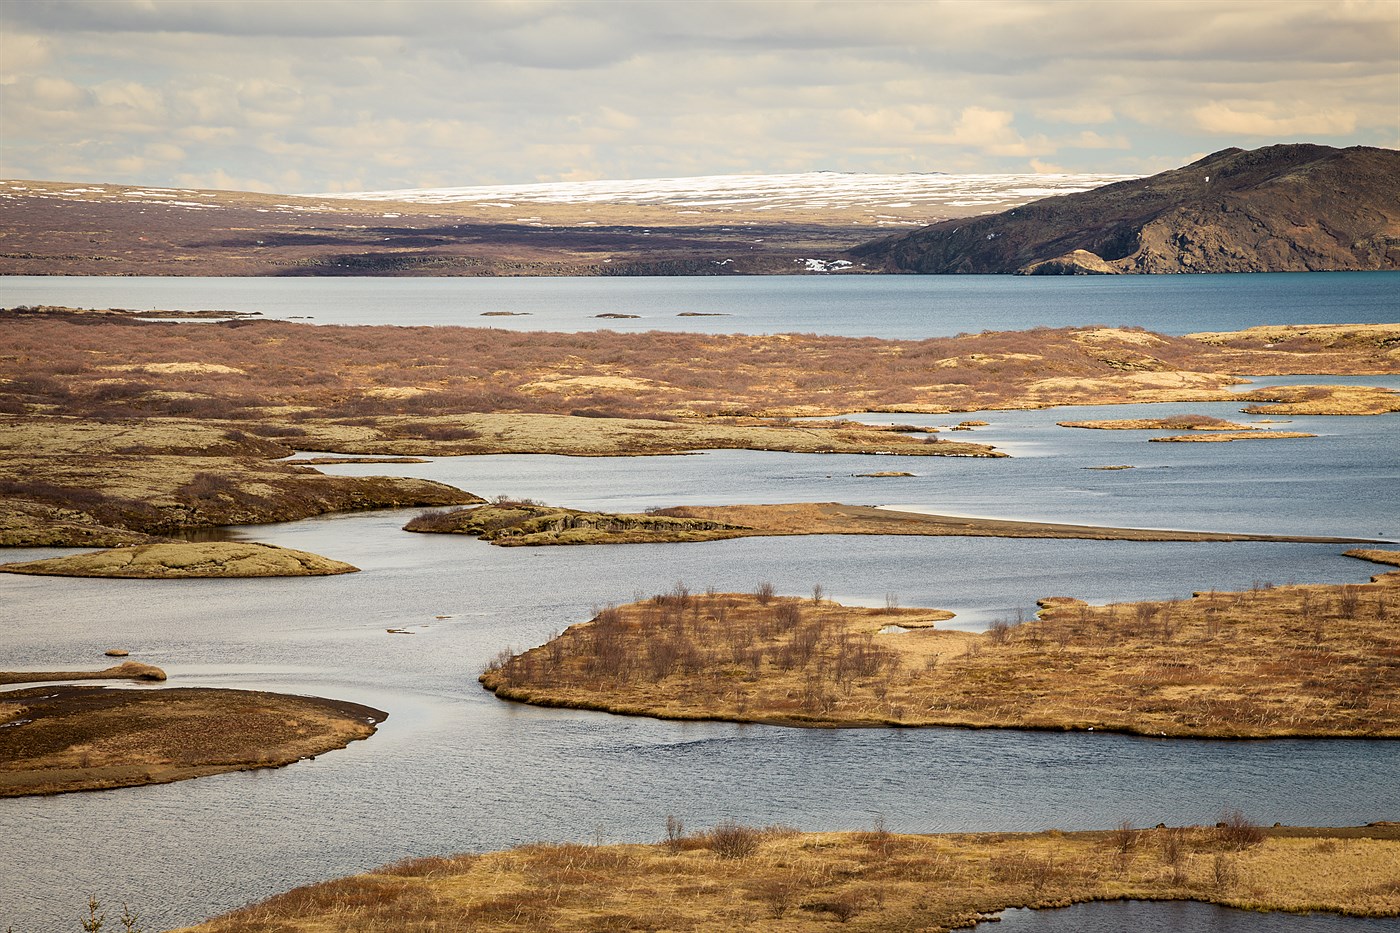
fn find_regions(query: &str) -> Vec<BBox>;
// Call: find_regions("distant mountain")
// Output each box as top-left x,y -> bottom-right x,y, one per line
0,171 -> 1131,277
849,145 -> 1400,274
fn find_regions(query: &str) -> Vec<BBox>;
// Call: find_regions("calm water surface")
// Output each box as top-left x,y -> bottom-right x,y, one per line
984,901 -> 1399,932
2,276 -> 1398,931
2,271 -> 1397,335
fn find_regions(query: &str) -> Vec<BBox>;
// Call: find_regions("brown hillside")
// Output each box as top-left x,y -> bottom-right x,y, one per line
852,145 -> 1400,274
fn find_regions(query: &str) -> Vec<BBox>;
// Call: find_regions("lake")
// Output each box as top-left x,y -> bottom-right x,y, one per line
2,271 -> 1397,336
1,274 -> 1397,931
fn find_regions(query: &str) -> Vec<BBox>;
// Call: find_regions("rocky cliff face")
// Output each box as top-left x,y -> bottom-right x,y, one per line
851,145 -> 1400,274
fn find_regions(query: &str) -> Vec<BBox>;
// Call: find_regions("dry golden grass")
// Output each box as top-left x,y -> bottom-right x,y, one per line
653,502 -> 1365,543
482,556 -> 1400,737
173,822 -> 1400,932
0,660 -> 166,686
1057,415 -> 1255,431
3,312 -> 1394,546
1150,431 -> 1316,443
409,500 -> 1373,549
4,311 -> 1395,426
0,541 -> 357,577
1236,384 -> 1400,416
0,685 -> 385,796
0,415 -> 481,546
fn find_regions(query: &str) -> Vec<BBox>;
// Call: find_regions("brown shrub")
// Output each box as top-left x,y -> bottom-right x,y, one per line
705,821 -> 761,859
1216,810 -> 1265,849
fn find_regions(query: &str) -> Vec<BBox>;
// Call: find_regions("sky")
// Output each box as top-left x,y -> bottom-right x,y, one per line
1,0 -> 1396,194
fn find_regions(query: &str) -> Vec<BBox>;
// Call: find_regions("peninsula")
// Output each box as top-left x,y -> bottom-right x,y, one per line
481,552 -> 1400,738
173,821 -> 1400,932
407,501 -> 1378,547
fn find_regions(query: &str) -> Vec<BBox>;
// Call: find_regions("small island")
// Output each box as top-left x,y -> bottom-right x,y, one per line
0,661 -> 166,685
407,500 -> 1380,546
1058,415 -> 1257,431
0,541 -> 358,578
0,685 -> 385,796
481,553 -> 1400,737
173,820 -> 1400,932
1150,431 -> 1315,443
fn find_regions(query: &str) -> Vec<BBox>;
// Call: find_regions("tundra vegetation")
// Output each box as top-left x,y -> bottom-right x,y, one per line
482,554 -> 1400,738
171,819 -> 1400,932
408,500 -> 1375,547
0,686 -> 385,796
0,541 -> 357,578
1,309 -> 1395,545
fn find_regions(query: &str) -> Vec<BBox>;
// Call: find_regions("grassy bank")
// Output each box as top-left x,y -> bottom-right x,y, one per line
172,821 -> 1400,932
482,554 -> 1400,737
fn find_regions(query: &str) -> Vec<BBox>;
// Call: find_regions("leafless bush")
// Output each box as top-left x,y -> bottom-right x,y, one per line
1110,819 -> 1140,855
664,815 -> 685,855
1216,810 -> 1265,849
706,820 -> 761,859
1158,827 -> 1187,867
755,879 -> 799,918
860,815 -> 895,857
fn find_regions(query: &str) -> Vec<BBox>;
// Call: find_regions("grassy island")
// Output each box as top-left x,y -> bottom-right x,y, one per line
174,821 -> 1400,932
0,660 -> 166,685
0,541 -> 357,578
1150,431 -> 1316,443
482,554 -> 1400,737
0,685 -> 385,796
1058,414 -> 1257,431
409,500 -> 1379,547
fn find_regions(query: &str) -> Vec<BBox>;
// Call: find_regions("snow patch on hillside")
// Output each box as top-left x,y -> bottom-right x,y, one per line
313,171 -> 1137,212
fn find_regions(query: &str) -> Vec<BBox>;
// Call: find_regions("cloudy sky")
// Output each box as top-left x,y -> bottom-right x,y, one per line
1,0 -> 1396,193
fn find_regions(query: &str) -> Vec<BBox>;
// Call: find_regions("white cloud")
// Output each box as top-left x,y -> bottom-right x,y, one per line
1192,102 -> 1359,137
0,0 -> 1395,188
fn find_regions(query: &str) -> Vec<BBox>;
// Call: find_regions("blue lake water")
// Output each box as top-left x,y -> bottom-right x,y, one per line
1,274 -> 1398,931
1,271 -> 1397,336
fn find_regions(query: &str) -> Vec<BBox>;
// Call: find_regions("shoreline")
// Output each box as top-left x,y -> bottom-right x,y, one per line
482,555 -> 1400,738
408,500 -> 1389,547
171,822 -> 1400,932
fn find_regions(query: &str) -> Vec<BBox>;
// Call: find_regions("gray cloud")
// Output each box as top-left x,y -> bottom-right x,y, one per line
1,0 -> 1395,191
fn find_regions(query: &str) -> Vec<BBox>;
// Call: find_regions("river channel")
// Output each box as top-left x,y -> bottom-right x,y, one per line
1,275 -> 1397,931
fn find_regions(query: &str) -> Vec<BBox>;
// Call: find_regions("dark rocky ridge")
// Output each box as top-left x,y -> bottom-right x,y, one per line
850,144 -> 1400,274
